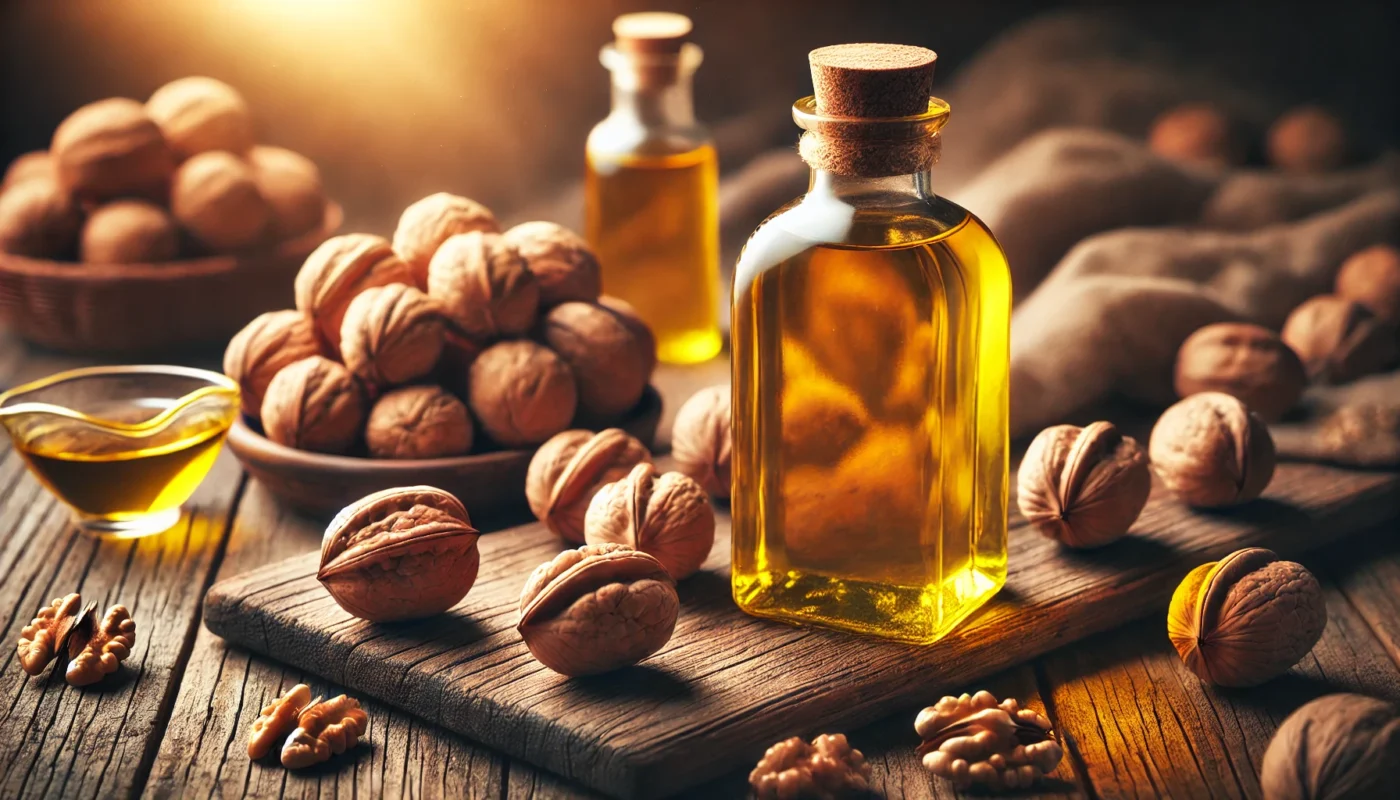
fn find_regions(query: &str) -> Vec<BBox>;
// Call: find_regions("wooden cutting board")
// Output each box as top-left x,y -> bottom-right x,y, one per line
204,461 -> 1400,799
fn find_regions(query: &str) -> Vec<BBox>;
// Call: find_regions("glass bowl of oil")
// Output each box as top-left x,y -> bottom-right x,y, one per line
0,365 -> 239,539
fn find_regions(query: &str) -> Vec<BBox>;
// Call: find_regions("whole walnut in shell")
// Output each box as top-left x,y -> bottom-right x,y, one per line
426,231 -> 539,340
365,386 -> 473,460
434,328 -> 485,399
2,151 -> 54,191
0,176 -> 81,259
339,283 -> 445,389
1262,694 -> 1400,800
392,192 -> 499,285
319,485 -> 480,621
248,146 -> 327,239
525,428 -> 651,543
1335,244 -> 1400,323
1148,103 -> 1240,167
585,463 -> 716,580
599,294 -> 658,377
170,151 -> 271,252
295,233 -> 416,349
1017,421 -> 1151,549
1167,547 -> 1326,687
224,310 -> 324,417
1268,105 -> 1348,173
50,97 -> 176,203
80,200 -> 180,263
1281,294 -> 1398,384
516,542 -> 678,676
467,340 -> 577,447
501,221 -> 601,307
146,76 -> 255,159
1174,322 -> 1307,422
915,691 -> 1064,790
749,733 -> 871,800
540,301 -> 651,421
1149,392 -> 1276,508
671,385 -> 731,498
261,356 -> 366,454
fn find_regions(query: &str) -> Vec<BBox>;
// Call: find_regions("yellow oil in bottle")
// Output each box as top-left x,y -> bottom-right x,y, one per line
732,198 -> 1011,644
13,399 -> 230,523
586,143 -> 722,365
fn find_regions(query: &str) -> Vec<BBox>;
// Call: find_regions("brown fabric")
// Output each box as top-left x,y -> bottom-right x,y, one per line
1272,372 -> 1400,467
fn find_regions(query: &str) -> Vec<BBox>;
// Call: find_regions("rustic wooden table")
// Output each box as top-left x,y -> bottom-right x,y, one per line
1,331 -> 1397,799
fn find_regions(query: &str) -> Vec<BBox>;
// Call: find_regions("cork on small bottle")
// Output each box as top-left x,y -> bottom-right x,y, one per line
800,43 -> 942,177
613,12 -> 692,55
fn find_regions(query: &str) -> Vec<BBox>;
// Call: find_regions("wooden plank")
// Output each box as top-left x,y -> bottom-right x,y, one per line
1040,527 -> 1400,799
142,481 -> 507,799
203,459 -> 1400,798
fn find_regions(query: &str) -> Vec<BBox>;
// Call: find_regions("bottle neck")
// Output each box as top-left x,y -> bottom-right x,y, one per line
807,168 -> 938,205
609,74 -> 696,127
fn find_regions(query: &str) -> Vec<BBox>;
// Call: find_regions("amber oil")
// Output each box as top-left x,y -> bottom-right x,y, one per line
731,84 -> 1012,644
586,144 -> 721,364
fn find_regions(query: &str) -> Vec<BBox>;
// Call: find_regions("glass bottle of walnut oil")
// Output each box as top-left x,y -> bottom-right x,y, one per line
585,12 -> 721,365
731,44 -> 1011,644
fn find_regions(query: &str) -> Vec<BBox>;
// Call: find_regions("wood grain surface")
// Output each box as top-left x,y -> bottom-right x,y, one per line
202,457 -> 1400,798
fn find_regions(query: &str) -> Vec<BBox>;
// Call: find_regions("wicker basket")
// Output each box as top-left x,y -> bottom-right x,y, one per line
0,203 -> 342,355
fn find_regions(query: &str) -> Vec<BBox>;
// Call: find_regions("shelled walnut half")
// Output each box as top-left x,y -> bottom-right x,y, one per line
281,694 -> 369,769
319,486 -> 481,622
65,602 -> 136,687
749,733 -> 871,800
16,593 -> 83,676
915,691 -> 1064,790
517,543 -> 678,676
248,684 -> 314,759
525,428 -> 652,543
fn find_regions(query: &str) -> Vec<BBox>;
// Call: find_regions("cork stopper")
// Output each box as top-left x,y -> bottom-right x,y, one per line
809,44 -> 936,118
613,12 -> 692,55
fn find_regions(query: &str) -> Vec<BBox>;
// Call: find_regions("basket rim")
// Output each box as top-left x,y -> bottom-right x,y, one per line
0,202 -> 343,281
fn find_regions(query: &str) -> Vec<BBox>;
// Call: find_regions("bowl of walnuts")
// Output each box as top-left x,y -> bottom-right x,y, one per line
223,192 -> 662,517
0,77 -> 340,355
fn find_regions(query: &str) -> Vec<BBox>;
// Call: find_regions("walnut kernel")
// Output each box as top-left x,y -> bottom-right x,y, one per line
749,733 -> 871,800
1167,547 -> 1326,687
525,428 -> 652,543
670,385 -> 731,499
585,463 -> 715,580
467,340 -> 577,447
1017,421 -> 1150,549
1149,392 -> 1275,507
80,200 -> 180,263
146,76 -> 255,159
281,695 -> 369,769
365,385 -> 473,460
247,683 -> 313,760
16,593 -> 83,676
65,603 -> 136,687
501,221 -> 601,307
261,356 -> 366,454
170,151 -> 271,252
915,691 -> 1063,790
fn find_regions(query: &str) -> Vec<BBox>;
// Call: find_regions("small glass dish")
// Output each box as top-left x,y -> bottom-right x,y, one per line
0,365 -> 239,539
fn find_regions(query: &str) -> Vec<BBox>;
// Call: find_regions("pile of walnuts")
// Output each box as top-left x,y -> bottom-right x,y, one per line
224,191 -> 656,459
0,76 -> 328,264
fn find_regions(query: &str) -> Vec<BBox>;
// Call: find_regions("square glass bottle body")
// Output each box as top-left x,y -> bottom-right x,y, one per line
731,170 -> 1011,644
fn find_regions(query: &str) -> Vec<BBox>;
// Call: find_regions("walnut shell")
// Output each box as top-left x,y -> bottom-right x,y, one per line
2,151 -> 54,191
426,231 -> 539,340
0,176 -> 81,259
599,294 -> 658,377
1148,103 -> 1240,167
501,221 -> 601,307
466,340 -> 576,447
670,385 -> 731,498
525,428 -> 651,543
80,200 -> 180,263
170,151 -> 271,252
365,385 -> 473,460
146,76 -> 255,159
294,233 -> 416,350
261,355 -> 366,454
1017,421 -> 1150,549
224,310 -> 324,417
1261,694 -> 1400,800
339,283 -> 445,389
1174,322 -> 1307,421
1167,547 -> 1326,687
1336,244 -> 1400,323
319,485 -> 480,621
1149,392 -> 1276,508
750,733 -> 872,800
433,328 -> 485,399
392,192 -> 499,285
539,301 -> 651,421
50,97 -> 176,203
516,542 -> 678,676
585,463 -> 715,580
1281,294 -> 1398,384
915,691 -> 1063,791
1268,105 -> 1348,173
248,146 -> 326,239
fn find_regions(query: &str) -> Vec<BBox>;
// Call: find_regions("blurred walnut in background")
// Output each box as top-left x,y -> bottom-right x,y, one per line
49,97 -> 175,204
170,151 -> 271,252
79,200 -> 179,263
145,76 -> 255,160
0,176 -> 81,259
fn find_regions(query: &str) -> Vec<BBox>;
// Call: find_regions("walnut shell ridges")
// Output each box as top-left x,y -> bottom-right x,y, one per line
1281,295 -> 1397,384
540,301 -> 651,421
584,463 -> 716,580
426,231 -> 539,340
1174,322 -> 1306,422
261,356 -> 366,454
224,310 -> 324,417
1149,392 -> 1275,507
1167,547 -> 1326,687
500,221 -> 602,307
1017,421 -> 1150,549
295,233 -> 416,349
50,97 -> 176,203
365,386 -> 473,460
670,385 -> 731,498
467,340 -> 576,447
146,76 -> 255,159
1262,694 -> 1400,800
339,283 -> 445,389
525,428 -> 652,544
392,192 -> 499,284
